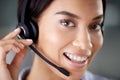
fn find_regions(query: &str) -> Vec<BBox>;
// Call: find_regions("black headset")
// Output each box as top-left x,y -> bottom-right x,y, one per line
16,0 -> 70,76
16,0 -> 38,43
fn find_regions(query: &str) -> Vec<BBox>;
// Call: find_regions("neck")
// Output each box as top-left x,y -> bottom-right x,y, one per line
26,54 -> 64,80
26,54 -> 83,80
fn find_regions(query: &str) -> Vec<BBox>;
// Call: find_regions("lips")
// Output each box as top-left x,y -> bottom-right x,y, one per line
64,52 -> 89,64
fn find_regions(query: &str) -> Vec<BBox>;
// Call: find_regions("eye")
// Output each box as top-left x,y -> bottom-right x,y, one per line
89,24 -> 102,31
60,19 -> 75,27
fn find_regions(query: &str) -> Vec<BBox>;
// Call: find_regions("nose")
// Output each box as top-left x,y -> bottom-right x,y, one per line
72,28 -> 92,50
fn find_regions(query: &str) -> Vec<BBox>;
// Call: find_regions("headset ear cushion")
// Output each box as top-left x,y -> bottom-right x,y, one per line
16,23 -> 30,39
16,20 -> 38,43
29,20 -> 38,43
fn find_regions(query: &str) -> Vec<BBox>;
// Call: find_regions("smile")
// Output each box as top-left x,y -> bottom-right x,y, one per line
64,52 -> 89,63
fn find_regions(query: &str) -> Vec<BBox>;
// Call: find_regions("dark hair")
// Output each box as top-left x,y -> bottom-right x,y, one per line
102,0 -> 106,27
17,0 -> 53,23
17,0 -> 106,26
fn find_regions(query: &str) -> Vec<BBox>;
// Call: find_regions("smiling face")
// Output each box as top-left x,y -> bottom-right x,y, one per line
36,0 -> 103,79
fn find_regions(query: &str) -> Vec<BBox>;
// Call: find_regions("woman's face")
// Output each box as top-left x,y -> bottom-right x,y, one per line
36,0 -> 103,79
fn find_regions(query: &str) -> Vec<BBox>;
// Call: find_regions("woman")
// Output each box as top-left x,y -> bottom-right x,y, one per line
0,0 -> 109,80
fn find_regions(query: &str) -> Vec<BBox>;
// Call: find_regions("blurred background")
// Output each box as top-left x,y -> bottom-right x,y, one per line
0,0 -> 120,80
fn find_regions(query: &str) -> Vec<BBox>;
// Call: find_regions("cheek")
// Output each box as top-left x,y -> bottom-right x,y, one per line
36,24 -> 69,64
93,34 -> 103,53
88,32 -> 103,65
91,32 -> 103,58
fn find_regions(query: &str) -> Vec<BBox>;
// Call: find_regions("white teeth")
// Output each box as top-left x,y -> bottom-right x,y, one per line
65,53 -> 88,63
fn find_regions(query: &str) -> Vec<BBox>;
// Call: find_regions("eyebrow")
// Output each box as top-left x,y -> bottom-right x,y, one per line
55,11 -> 103,20
93,15 -> 103,21
55,11 -> 80,19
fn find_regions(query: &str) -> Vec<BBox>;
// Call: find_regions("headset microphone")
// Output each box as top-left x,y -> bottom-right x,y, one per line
16,0 -> 70,76
29,45 -> 70,76
17,35 -> 70,76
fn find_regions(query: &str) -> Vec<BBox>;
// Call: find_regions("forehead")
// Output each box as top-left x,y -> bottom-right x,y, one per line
43,0 -> 103,19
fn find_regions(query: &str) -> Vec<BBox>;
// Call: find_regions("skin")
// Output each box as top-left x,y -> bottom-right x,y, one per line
0,28 -> 33,80
27,0 -> 103,80
0,0 -> 103,80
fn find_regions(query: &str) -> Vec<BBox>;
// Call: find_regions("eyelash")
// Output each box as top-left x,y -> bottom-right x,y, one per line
60,19 -> 75,27
59,19 -> 102,31
89,24 -> 102,31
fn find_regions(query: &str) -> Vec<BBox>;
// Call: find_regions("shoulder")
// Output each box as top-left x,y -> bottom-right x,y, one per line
82,71 -> 112,80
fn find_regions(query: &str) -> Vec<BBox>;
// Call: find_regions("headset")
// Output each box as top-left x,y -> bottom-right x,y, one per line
16,0 -> 70,76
